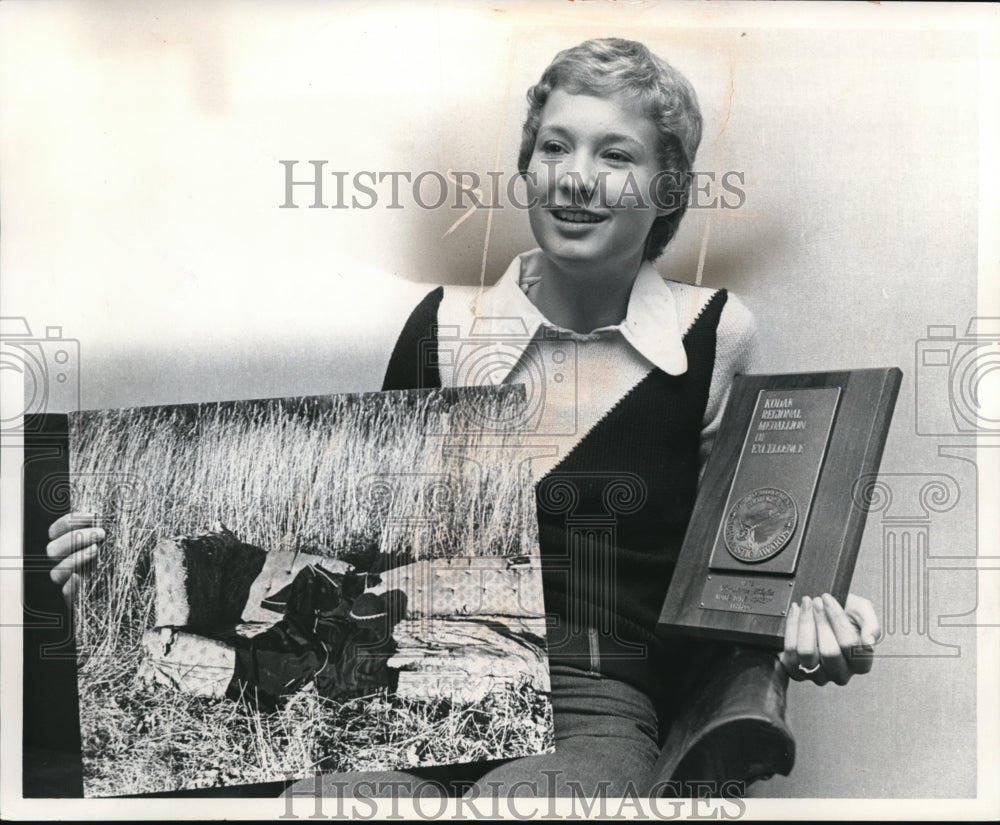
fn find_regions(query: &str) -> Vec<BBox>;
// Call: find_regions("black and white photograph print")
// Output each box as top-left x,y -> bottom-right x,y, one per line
2,0 -> 998,820
67,386 -> 553,796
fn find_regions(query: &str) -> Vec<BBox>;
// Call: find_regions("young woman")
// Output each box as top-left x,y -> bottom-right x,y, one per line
48,38 -> 880,799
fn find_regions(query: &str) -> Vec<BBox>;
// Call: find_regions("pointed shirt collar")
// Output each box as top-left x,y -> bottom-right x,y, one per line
467,249 -> 688,385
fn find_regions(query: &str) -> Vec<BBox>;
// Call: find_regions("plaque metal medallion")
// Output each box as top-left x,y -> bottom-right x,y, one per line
723,487 -> 798,564
658,368 -> 902,649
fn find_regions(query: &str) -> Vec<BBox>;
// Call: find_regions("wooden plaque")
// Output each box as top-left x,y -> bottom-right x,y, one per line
658,367 -> 902,649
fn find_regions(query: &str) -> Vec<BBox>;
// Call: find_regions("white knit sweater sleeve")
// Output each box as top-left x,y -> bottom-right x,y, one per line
699,292 -> 759,476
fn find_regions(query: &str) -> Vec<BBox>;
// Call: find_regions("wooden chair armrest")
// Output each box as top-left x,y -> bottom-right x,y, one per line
650,646 -> 794,796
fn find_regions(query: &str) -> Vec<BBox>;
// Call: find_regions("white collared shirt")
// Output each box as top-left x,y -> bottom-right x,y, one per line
456,249 -> 689,382
434,249 -> 750,478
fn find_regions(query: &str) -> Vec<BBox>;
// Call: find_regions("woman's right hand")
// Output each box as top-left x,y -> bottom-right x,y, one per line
47,513 -> 105,607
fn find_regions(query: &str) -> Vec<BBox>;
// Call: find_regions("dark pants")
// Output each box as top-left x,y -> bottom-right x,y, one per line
283,664 -> 661,800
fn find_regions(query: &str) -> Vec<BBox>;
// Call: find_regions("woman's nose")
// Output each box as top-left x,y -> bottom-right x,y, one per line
557,153 -> 598,202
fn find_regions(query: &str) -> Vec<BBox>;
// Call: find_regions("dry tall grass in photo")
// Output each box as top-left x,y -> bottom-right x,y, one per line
69,386 -> 553,796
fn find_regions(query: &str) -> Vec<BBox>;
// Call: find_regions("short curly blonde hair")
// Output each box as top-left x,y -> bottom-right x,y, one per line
518,39 -> 703,261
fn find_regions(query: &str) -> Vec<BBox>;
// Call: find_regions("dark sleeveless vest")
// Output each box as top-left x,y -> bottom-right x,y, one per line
383,285 -> 729,697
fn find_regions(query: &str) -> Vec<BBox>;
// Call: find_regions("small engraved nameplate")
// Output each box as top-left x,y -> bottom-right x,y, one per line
699,574 -> 795,618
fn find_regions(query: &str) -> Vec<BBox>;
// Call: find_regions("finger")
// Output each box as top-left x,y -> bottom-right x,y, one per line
49,544 -> 99,587
778,652 -> 801,680
820,593 -> 860,647
783,600 -> 801,654
780,601 -> 804,680
48,512 -> 98,541
796,596 -> 820,670
814,597 -> 851,685
46,528 -> 105,562
62,573 -> 79,608
822,593 -> 874,675
845,593 -> 882,647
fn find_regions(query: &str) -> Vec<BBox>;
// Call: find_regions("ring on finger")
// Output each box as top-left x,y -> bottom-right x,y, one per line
798,662 -> 821,675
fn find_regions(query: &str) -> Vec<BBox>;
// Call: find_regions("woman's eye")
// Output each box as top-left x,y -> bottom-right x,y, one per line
603,150 -> 632,163
540,141 -> 565,154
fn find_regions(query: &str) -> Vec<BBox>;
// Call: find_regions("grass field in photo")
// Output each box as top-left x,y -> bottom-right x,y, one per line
69,386 -> 553,796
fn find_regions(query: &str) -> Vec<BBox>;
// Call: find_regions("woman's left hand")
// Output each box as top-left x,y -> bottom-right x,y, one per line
779,593 -> 880,685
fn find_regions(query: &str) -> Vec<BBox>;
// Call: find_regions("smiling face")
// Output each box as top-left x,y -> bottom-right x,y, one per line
525,89 -> 673,280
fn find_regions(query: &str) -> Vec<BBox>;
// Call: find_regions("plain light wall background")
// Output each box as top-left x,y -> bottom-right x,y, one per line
2,0 -> 995,802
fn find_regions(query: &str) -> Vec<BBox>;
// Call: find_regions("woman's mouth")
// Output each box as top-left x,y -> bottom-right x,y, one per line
551,208 -> 607,224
